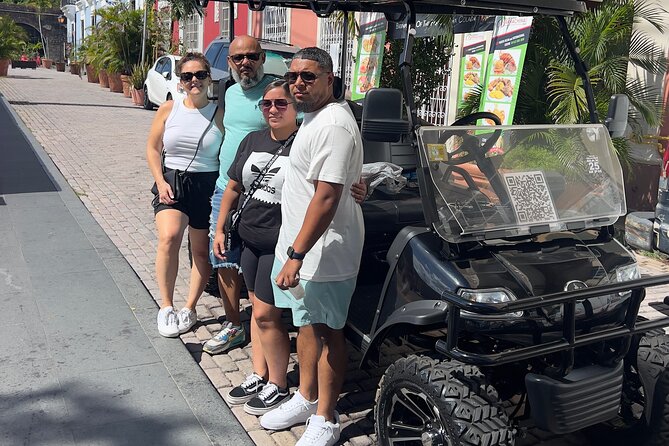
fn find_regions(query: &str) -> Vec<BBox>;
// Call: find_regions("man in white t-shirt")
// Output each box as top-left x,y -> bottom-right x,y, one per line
260,48 -> 364,446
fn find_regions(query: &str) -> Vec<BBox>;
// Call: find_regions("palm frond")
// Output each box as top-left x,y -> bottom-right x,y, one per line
628,29 -> 668,74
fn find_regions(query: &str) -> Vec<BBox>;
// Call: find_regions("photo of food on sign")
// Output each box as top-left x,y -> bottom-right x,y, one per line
357,75 -> 373,94
362,34 -> 378,53
463,72 -> 480,87
465,56 -> 481,71
359,56 -> 377,74
492,50 -> 519,75
484,104 -> 510,125
487,77 -> 514,101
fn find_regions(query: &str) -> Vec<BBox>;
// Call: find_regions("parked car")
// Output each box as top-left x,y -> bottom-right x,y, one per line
203,38 -> 300,102
143,55 -> 184,110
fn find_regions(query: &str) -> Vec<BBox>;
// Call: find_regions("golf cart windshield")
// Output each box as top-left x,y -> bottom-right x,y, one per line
418,124 -> 626,243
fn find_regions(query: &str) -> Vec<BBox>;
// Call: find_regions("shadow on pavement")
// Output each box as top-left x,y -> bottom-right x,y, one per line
0,99 -> 58,195
0,381 -> 201,445
9,100 -> 146,110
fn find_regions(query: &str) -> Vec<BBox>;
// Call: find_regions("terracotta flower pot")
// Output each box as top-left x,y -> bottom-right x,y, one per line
107,71 -> 124,93
69,62 -> 80,75
42,59 -> 52,69
135,88 -> 146,107
0,59 -> 9,77
99,69 -> 109,88
86,64 -> 99,83
55,62 -> 65,72
120,74 -> 132,98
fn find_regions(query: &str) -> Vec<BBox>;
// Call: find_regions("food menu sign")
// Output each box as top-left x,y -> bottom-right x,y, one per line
351,12 -> 387,102
457,32 -> 487,110
478,16 -> 533,126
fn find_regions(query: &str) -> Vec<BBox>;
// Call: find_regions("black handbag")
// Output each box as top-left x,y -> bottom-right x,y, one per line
151,105 -> 219,204
222,131 -> 297,252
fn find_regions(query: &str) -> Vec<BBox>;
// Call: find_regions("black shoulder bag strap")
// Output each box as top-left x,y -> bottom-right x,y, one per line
161,104 -> 219,173
230,131 -> 297,228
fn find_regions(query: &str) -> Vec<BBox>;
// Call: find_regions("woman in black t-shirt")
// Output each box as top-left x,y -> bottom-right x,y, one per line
213,80 -> 298,415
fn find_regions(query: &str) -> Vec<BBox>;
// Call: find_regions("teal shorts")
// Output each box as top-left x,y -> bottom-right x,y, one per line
271,258 -> 357,330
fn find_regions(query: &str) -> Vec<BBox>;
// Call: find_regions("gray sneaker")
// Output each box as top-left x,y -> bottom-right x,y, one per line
203,322 -> 245,354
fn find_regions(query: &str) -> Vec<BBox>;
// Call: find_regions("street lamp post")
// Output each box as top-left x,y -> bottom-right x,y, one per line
57,15 -> 67,63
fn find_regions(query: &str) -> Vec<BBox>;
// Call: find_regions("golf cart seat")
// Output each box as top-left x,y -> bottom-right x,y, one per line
351,89 -> 426,240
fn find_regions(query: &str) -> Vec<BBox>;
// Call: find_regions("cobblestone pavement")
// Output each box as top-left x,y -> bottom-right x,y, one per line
2,67 -> 669,446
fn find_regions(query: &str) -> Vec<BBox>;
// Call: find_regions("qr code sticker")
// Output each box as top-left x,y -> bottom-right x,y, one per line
503,171 -> 558,224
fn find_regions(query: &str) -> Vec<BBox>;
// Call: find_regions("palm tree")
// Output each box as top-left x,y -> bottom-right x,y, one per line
517,0 -> 667,135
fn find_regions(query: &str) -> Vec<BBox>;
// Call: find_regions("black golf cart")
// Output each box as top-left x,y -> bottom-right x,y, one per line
200,0 -> 669,443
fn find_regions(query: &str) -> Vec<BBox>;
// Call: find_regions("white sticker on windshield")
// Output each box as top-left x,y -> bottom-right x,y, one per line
503,171 -> 558,224
586,155 -> 602,174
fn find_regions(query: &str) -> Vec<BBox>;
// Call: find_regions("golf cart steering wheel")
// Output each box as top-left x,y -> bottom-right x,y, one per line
443,112 -> 503,165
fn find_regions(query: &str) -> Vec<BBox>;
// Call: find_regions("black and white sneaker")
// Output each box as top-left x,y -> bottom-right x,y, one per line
225,373 -> 266,405
244,382 -> 290,415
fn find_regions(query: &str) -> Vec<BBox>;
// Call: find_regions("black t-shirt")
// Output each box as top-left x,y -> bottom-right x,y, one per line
227,128 -> 293,251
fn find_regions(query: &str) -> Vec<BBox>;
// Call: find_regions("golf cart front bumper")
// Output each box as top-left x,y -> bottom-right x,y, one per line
436,275 -> 669,369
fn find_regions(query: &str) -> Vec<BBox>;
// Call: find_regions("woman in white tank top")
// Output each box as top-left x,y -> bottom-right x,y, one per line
146,53 -> 224,338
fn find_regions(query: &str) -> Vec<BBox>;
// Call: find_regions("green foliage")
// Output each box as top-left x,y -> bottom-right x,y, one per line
166,0 -> 203,21
83,4 -> 162,74
0,16 -> 28,60
517,0 -> 667,134
380,36 -> 452,109
130,62 -> 150,89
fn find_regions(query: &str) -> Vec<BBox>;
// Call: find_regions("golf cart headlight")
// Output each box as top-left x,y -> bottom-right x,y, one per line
615,263 -> 640,283
458,288 -> 523,318
615,263 -> 640,297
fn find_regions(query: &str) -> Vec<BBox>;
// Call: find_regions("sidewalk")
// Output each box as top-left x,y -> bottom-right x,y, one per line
1,66 -> 668,446
0,85 -> 251,445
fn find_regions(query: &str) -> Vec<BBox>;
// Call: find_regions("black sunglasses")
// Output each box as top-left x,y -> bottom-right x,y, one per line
284,71 -> 329,84
180,70 -> 209,82
229,53 -> 262,63
258,99 -> 294,111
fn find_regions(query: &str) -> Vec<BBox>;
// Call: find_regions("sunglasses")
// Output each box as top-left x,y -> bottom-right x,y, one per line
258,99 -> 294,112
284,71 -> 329,84
180,70 -> 209,82
229,53 -> 262,64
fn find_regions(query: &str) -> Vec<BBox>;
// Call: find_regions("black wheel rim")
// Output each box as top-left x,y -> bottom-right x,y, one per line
385,385 -> 452,446
144,87 -> 149,106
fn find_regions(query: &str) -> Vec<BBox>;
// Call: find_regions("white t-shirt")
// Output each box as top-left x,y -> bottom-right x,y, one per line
275,101 -> 364,281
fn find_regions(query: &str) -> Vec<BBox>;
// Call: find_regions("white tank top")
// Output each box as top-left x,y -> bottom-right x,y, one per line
163,100 -> 222,172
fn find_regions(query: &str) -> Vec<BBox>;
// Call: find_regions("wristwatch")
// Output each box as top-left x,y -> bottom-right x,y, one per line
287,246 -> 306,260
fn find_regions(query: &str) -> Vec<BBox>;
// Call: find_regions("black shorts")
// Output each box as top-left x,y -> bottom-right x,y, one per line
152,170 -> 218,230
241,243 -> 276,305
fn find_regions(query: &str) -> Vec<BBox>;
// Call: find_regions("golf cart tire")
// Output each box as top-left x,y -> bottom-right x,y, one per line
375,355 -> 515,446
636,334 -> 669,446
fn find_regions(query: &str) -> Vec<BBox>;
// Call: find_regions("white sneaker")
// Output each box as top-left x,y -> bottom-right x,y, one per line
177,308 -> 197,333
157,306 -> 179,338
296,413 -> 341,446
260,390 -> 318,430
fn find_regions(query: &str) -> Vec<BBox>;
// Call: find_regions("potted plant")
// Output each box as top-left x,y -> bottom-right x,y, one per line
55,60 -> 66,71
70,61 -> 80,75
130,62 -> 149,105
0,16 -> 27,76
105,57 -> 125,93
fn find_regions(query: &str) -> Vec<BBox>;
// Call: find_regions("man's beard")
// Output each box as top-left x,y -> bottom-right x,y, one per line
231,65 -> 264,89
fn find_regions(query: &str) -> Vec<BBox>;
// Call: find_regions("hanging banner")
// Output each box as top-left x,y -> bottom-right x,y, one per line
387,14 -> 449,40
478,16 -> 533,126
456,32 -> 487,111
453,15 -> 496,34
351,12 -> 387,102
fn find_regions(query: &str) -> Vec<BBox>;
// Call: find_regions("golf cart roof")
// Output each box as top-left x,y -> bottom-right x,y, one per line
215,0 -> 600,16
